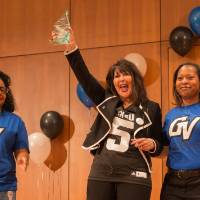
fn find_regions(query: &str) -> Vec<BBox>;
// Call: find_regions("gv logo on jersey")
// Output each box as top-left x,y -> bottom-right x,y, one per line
0,128 -> 5,135
169,116 -> 200,140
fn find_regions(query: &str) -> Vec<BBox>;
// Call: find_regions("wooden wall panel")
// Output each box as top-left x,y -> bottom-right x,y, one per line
69,43 -> 162,200
151,157 -> 163,200
0,0 -> 69,57
161,0 -> 200,40
0,53 -> 70,200
71,0 -> 160,49
161,41 -> 170,116
2,0 -> 200,199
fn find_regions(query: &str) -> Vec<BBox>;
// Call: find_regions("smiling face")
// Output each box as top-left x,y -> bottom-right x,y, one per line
113,68 -> 133,104
175,65 -> 200,105
0,79 -> 7,110
106,59 -> 147,107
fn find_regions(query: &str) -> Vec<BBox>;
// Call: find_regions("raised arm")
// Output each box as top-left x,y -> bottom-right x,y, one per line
64,29 -> 105,105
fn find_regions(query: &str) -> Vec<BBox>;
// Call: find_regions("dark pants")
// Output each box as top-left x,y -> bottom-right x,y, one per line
160,173 -> 200,200
87,180 -> 151,200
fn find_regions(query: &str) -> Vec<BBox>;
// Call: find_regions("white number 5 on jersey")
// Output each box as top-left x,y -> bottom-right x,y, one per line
106,117 -> 133,152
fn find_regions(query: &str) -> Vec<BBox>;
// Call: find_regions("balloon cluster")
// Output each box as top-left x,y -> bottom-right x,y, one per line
170,6 -> 200,56
28,111 -> 64,165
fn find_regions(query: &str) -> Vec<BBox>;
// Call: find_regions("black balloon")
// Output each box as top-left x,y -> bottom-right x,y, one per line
40,111 -> 64,139
169,26 -> 194,56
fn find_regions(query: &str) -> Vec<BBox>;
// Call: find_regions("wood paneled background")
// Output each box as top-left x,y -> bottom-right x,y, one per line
0,0 -> 200,199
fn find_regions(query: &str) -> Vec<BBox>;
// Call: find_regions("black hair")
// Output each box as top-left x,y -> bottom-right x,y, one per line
0,70 -> 15,112
173,62 -> 200,106
106,59 -> 148,106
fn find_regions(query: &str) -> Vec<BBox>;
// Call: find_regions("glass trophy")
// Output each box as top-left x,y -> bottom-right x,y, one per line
50,11 -> 71,45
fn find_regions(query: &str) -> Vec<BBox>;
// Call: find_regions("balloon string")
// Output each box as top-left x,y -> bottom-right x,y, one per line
48,170 -> 50,200
36,175 -> 39,191
59,169 -> 61,200
36,166 -> 41,200
53,172 -> 55,200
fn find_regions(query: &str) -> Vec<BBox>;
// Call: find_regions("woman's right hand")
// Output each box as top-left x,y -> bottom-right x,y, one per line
130,138 -> 155,152
64,27 -> 78,55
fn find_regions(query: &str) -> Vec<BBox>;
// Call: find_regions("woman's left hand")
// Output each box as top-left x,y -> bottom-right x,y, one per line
15,149 -> 29,171
130,138 -> 155,152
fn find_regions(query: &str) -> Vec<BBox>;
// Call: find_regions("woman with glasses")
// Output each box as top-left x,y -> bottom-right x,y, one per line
0,70 -> 29,200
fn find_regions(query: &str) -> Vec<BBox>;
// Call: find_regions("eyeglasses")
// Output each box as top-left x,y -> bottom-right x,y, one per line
0,86 -> 8,94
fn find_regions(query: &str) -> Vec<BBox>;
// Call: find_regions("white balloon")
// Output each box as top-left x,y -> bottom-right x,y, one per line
124,53 -> 147,77
28,132 -> 51,165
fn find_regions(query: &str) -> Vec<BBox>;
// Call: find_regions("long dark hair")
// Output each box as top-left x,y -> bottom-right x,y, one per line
173,62 -> 200,106
106,59 -> 148,106
0,71 -> 15,112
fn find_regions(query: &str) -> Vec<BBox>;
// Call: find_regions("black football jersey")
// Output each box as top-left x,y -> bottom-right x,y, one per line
88,105 -> 152,187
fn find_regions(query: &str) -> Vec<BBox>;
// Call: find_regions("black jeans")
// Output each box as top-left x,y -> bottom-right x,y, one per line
87,179 -> 151,200
160,173 -> 200,200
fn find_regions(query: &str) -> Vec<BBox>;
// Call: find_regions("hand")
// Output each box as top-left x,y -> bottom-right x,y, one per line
50,11 -> 78,53
16,156 -> 29,171
130,138 -> 155,152
51,25 -> 77,53
15,149 -> 29,171
64,27 -> 78,54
